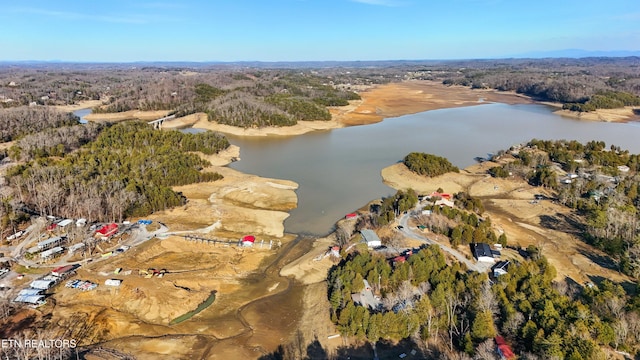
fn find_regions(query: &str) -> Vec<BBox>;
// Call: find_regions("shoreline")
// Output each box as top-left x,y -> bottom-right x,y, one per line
379,161 -> 633,285
165,80 -> 536,137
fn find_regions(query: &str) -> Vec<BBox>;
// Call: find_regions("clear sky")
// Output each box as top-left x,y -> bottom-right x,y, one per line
1,0 -> 638,62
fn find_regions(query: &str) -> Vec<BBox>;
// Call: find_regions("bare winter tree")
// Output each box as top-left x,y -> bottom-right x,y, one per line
474,339 -> 499,360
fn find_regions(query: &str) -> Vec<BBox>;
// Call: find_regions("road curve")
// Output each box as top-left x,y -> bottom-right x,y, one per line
397,211 -> 491,273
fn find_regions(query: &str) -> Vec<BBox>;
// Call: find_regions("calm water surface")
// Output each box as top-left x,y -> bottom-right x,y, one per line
228,104 -> 640,235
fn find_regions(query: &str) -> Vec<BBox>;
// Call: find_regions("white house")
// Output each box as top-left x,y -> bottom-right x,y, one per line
493,261 -> 510,277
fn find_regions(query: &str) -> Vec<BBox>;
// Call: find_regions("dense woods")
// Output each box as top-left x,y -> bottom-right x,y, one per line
328,244 -> 640,358
0,107 -> 79,142
329,244 -> 640,358
437,57 -> 640,108
489,139 -> 640,277
11,122 -> 104,161
5,122 -> 228,222
403,152 -> 459,177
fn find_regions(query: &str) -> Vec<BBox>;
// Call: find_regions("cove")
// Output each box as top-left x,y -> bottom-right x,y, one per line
228,103 -> 640,236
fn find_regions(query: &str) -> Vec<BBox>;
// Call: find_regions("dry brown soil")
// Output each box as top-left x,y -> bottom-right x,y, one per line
381,161 -> 632,285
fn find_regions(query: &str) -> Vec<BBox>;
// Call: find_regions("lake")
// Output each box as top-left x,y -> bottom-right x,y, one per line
227,104 -> 640,235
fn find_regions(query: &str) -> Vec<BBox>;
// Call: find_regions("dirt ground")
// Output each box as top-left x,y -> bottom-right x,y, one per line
555,106 -> 640,123
11,80 -> 634,359
84,109 -> 171,122
53,99 -> 104,112
159,80 -> 532,137
381,161 -> 633,285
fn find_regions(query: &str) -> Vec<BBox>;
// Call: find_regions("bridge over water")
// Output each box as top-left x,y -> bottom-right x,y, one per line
147,114 -> 176,129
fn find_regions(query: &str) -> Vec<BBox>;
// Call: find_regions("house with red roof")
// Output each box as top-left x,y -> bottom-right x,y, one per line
95,223 -> 118,239
242,235 -> 255,247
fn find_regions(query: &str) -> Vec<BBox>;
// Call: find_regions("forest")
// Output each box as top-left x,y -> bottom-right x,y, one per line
328,243 -> 640,358
488,139 -> 640,277
4,122 -> 229,223
403,152 -> 459,177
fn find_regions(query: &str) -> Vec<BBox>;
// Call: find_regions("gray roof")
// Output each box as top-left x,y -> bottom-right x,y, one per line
38,236 -> 64,249
14,294 -> 45,304
473,243 -> 493,259
361,229 -> 381,244
18,288 -> 43,296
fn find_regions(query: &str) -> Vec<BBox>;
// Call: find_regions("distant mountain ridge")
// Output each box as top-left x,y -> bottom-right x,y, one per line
513,49 -> 640,58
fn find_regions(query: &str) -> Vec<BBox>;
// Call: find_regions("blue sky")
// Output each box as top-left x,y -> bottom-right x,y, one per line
1,0 -> 638,62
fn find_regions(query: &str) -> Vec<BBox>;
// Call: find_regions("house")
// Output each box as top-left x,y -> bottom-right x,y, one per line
37,236 -> 65,250
76,218 -> 87,227
618,165 -> 630,173
351,280 -> 381,310
435,198 -> 455,208
392,256 -> 406,265
95,223 -> 118,239
52,264 -> 79,277
330,246 -> 340,258
40,246 -> 64,260
429,192 -> 452,200
345,213 -> 357,219
492,261 -> 510,277
360,229 -> 382,248
472,243 -> 495,263
241,235 -> 255,247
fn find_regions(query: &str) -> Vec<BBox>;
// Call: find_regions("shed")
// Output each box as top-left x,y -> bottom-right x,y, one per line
242,235 -> 256,247
105,279 -> 122,287
14,294 -> 45,305
30,279 -> 57,290
472,243 -> 494,263
69,243 -> 85,253
18,288 -> 43,296
57,219 -> 73,227
75,218 -> 87,227
360,229 -> 382,248
345,213 -> 357,219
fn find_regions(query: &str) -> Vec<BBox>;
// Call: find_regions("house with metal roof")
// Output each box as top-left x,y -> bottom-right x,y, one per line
37,236 -> 65,250
493,260 -> 510,277
361,229 -> 382,248
472,243 -> 495,263
14,294 -> 45,305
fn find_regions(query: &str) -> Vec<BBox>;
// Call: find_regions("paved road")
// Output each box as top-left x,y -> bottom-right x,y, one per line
397,210 -> 492,273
